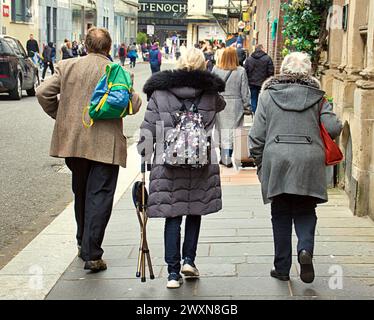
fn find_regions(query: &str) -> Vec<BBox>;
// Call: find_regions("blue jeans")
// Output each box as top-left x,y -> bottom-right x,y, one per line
250,85 -> 261,114
150,63 -> 160,74
271,194 -> 317,275
164,215 -> 201,274
130,57 -> 136,68
220,148 -> 233,165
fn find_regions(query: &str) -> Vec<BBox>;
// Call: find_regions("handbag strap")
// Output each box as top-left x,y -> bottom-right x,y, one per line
223,70 -> 233,83
318,97 -> 327,123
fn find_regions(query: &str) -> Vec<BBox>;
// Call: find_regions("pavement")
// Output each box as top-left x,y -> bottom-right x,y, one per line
43,165 -> 374,300
2,149 -> 373,300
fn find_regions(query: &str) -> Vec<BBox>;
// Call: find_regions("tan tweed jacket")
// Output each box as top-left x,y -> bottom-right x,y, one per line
36,53 -> 142,167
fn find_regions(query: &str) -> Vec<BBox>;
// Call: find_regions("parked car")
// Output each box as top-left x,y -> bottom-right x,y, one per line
0,35 -> 39,100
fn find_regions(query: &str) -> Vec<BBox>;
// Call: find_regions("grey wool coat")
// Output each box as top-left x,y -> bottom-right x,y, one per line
249,75 -> 343,204
36,53 -> 142,167
212,66 -> 250,149
138,69 -> 226,218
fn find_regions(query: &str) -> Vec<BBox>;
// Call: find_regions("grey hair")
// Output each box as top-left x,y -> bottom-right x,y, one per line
280,52 -> 312,76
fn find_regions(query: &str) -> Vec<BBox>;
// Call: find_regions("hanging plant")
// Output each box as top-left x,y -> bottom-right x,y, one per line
281,0 -> 332,73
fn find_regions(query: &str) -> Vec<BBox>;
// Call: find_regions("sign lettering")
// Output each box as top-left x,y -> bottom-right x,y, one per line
139,3 -> 187,14
3,5 -> 10,17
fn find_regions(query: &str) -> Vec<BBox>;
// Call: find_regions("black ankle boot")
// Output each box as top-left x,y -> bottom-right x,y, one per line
270,268 -> 290,281
298,250 -> 315,283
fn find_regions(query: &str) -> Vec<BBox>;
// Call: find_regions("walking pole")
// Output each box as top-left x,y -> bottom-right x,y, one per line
135,205 -> 144,278
142,210 -> 155,280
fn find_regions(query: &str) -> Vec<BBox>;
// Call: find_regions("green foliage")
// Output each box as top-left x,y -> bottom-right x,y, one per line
136,32 -> 148,45
281,0 -> 332,65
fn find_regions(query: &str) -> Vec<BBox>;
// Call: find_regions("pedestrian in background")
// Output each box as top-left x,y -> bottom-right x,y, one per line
213,47 -> 250,168
138,47 -> 226,289
61,39 -> 74,60
118,43 -> 127,66
51,43 -> 56,64
26,34 -> 40,65
249,52 -> 342,284
236,43 -> 246,66
78,40 -> 88,56
127,42 -> 138,68
179,41 -> 187,57
163,42 -> 169,59
41,42 -> 54,81
203,44 -> 215,72
149,42 -> 162,74
214,42 -> 226,67
36,27 -> 142,273
72,41 -> 79,57
244,44 -> 274,113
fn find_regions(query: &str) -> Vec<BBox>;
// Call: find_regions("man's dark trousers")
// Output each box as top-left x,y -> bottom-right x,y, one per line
65,157 -> 119,261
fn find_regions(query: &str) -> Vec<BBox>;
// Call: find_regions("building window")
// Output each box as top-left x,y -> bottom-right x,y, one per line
207,0 -> 213,12
103,16 -> 109,29
11,0 -> 33,23
53,8 -> 57,44
46,7 -> 51,43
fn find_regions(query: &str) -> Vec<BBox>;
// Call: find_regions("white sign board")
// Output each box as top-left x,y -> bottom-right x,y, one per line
147,25 -> 154,36
198,25 -> 226,42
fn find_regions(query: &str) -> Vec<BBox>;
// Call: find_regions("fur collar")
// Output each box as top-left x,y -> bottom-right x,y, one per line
262,74 -> 321,91
143,69 -> 225,98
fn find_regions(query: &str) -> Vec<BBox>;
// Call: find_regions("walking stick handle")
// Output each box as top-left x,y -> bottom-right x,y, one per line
141,162 -> 152,173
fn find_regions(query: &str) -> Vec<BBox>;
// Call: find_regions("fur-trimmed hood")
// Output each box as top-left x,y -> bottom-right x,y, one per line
143,69 -> 225,99
261,74 -> 325,112
262,74 -> 321,91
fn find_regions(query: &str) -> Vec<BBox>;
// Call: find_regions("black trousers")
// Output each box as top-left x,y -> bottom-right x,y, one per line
42,61 -> 54,79
65,158 -> 119,261
164,215 -> 202,274
271,194 -> 318,275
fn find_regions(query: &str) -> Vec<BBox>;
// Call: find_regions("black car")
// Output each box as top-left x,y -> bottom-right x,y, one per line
0,35 -> 39,100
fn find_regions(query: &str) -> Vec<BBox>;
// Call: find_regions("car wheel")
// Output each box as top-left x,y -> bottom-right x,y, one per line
26,74 -> 39,97
9,74 -> 22,100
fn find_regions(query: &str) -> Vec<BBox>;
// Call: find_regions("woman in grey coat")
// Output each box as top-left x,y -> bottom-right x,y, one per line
138,48 -> 226,289
249,52 -> 342,284
213,47 -> 250,167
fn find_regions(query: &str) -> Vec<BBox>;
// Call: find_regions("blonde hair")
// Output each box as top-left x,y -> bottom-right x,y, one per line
280,52 -> 312,76
177,47 -> 206,71
217,47 -> 238,70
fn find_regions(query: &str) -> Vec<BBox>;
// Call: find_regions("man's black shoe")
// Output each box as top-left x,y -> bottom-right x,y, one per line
298,250 -> 315,283
84,259 -> 107,273
270,268 -> 290,281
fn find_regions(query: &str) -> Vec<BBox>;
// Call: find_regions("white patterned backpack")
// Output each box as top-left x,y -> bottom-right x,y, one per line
163,96 -> 211,169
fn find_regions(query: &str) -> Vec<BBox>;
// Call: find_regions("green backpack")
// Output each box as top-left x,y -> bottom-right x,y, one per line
83,63 -> 133,127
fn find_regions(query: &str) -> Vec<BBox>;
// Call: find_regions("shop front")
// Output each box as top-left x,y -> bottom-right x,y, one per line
138,0 -> 188,45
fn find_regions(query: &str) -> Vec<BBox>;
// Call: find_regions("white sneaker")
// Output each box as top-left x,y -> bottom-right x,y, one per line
181,262 -> 200,277
167,273 -> 183,289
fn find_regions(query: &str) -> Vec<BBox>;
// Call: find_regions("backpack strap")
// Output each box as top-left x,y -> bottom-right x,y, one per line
179,93 -> 203,113
82,106 -> 94,128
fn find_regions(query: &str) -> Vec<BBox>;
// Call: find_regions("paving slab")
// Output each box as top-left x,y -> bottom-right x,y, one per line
43,176 -> 374,300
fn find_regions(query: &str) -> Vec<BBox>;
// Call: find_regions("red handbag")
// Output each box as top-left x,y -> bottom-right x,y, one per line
319,99 -> 344,165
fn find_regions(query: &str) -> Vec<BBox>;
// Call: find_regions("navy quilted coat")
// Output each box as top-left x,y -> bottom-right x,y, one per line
138,69 -> 226,218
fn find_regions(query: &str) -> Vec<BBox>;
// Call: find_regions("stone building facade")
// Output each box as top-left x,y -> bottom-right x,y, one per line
1,0 -> 138,60
0,0 -> 39,47
321,0 -> 374,220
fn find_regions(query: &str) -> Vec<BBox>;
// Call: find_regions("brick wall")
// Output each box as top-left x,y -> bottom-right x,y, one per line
252,0 -> 286,74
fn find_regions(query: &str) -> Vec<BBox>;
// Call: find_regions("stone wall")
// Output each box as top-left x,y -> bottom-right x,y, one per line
321,0 -> 374,220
